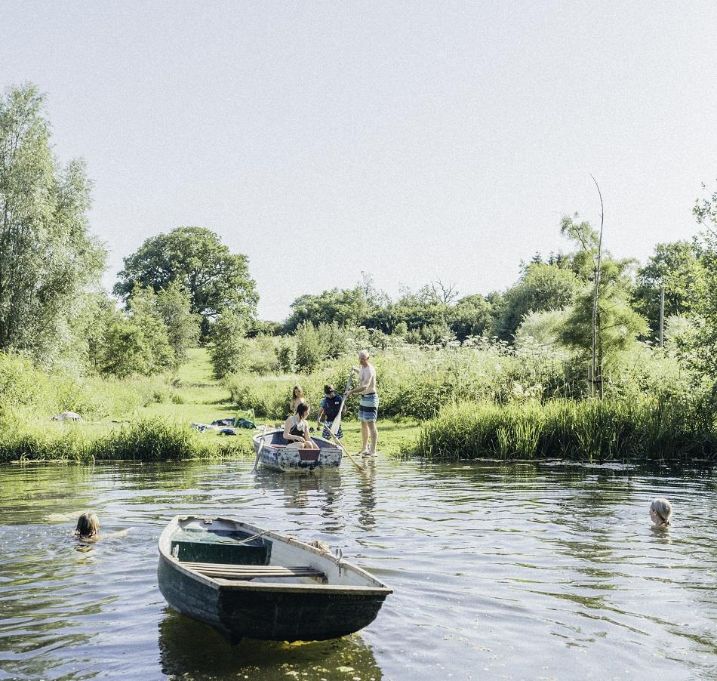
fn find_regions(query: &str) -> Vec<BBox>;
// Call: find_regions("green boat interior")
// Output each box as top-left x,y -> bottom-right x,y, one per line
171,527 -> 272,565
170,525 -> 328,583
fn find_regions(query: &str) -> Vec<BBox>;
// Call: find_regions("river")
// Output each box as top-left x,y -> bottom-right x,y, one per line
1,458 -> 716,680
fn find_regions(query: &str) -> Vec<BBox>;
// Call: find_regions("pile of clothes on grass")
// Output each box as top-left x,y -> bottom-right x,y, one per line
191,415 -> 256,436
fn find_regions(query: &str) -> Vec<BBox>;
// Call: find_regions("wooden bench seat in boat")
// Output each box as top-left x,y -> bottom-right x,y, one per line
181,561 -> 326,581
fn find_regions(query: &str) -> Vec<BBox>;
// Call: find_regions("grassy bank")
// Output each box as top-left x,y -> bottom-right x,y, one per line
414,399 -> 717,465
2,343 -> 714,465
0,349 -> 417,463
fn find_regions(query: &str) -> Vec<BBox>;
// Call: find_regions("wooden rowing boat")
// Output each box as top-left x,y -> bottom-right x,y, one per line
252,428 -> 342,472
157,516 -> 392,642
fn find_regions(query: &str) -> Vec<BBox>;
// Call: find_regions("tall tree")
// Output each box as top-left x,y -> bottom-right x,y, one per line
559,216 -> 647,379
448,294 -> 493,341
685,181 -> 717,374
633,241 -> 706,337
494,263 -> 581,340
114,226 -> 257,336
155,281 -> 201,364
284,287 -> 371,332
0,84 -> 105,361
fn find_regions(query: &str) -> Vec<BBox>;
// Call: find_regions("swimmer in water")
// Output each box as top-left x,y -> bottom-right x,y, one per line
75,511 -> 101,542
650,497 -> 672,529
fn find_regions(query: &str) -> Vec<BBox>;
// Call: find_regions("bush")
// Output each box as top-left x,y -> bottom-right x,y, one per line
295,322 -> 324,372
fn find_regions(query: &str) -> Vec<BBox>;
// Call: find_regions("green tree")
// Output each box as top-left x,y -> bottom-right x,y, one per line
449,294 -> 493,341
285,287 -> 371,332
155,281 -> 200,364
294,322 -> 325,372
495,263 -> 581,340
633,241 -> 706,337
114,226 -> 257,336
69,291 -> 121,373
559,218 -> 647,376
684,181 -> 717,374
209,310 -> 248,379
0,84 -> 105,362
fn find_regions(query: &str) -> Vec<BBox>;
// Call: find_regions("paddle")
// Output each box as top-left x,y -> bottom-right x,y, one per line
331,367 -> 359,435
251,425 -> 268,472
318,419 -> 364,472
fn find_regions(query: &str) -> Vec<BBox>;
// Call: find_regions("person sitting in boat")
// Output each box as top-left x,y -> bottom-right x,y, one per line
650,497 -> 672,528
75,511 -> 101,542
317,384 -> 344,439
289,385 -> 306,415
283,403 -> 318,449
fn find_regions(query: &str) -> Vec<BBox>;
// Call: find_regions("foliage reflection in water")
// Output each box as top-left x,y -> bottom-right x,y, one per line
0,459 -> 716,680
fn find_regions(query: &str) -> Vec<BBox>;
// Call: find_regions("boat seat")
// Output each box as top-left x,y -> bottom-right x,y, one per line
181,561 -> 326,581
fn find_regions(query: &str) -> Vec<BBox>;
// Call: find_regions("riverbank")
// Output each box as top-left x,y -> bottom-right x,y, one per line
2,346 -> 716,465
0,349 -> 420,463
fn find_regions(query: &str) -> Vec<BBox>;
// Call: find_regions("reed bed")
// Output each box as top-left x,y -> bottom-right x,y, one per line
415,399 -> 717,465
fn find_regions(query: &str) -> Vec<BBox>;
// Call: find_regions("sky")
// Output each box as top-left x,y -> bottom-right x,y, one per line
1,1 -> 716,320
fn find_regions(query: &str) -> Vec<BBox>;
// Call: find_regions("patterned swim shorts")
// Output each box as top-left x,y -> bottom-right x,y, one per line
358,393 -> 379,422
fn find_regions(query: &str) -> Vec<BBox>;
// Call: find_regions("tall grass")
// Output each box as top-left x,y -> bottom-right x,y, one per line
0,352 -> 182,419
224,343 -> 571,420
0,416 -> 251,464
414,398 -> 717,465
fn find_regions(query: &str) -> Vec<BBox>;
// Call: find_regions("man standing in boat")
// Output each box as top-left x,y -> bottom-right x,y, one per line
346,350 -> 379,456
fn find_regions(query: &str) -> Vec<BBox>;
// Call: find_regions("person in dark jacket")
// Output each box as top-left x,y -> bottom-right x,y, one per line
317,384 -> 344,439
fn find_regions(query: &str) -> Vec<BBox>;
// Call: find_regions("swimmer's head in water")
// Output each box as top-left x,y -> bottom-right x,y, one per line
75,512 -> 100,538
650,497 -> 672,527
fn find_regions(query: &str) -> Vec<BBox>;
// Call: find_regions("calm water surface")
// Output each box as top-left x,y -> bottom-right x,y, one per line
1,457 -> 716,681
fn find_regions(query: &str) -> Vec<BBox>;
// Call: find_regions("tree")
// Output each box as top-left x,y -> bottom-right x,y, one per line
294,322 -> 325,372
114,226 -> 257,336
559,218 -> 647,376
209,310 -> 248,379
155,281 -> 201,364
494,263 -> 581,340
633,241 -> 706,337
448,294 -> 493,341
0,84 -> 105,362
682,181 -> 717,374
284,287 -> 371,332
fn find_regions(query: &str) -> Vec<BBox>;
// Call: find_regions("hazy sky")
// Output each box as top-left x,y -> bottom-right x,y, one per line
2,1 -> 716,320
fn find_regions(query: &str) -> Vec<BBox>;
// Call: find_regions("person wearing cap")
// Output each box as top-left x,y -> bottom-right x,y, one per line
317,384 -> 344,440
346,350 -> 378,455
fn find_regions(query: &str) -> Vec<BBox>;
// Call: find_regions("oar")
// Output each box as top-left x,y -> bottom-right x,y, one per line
252,425 -> 268,472
319,420 -> 364,472
331,367 -> 359,436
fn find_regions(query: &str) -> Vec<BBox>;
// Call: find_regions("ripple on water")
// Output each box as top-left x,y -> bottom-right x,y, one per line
0,459 -> 716,680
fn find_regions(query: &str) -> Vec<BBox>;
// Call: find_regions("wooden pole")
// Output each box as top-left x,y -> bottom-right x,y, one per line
590,175 -> 604,399
659,284 -> 665,348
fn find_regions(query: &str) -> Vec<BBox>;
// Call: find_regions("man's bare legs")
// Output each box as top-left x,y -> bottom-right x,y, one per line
367,421 -> 378,454
360,420 -> 370,454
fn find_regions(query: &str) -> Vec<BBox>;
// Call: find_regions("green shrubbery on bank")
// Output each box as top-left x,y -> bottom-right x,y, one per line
0,351 -> 250,463
224,340 -> 692,421
0,417 -> 251,464
415,398 -> 717,464
0,352 -> 184,420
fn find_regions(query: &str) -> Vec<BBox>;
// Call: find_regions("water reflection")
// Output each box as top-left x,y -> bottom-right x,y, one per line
252,468 -> 345,531
357,460 -> 377,530
1,460 -> 717,680
158,609 -> 382,681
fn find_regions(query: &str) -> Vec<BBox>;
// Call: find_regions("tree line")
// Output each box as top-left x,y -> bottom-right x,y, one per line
2,82 -> 717,390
